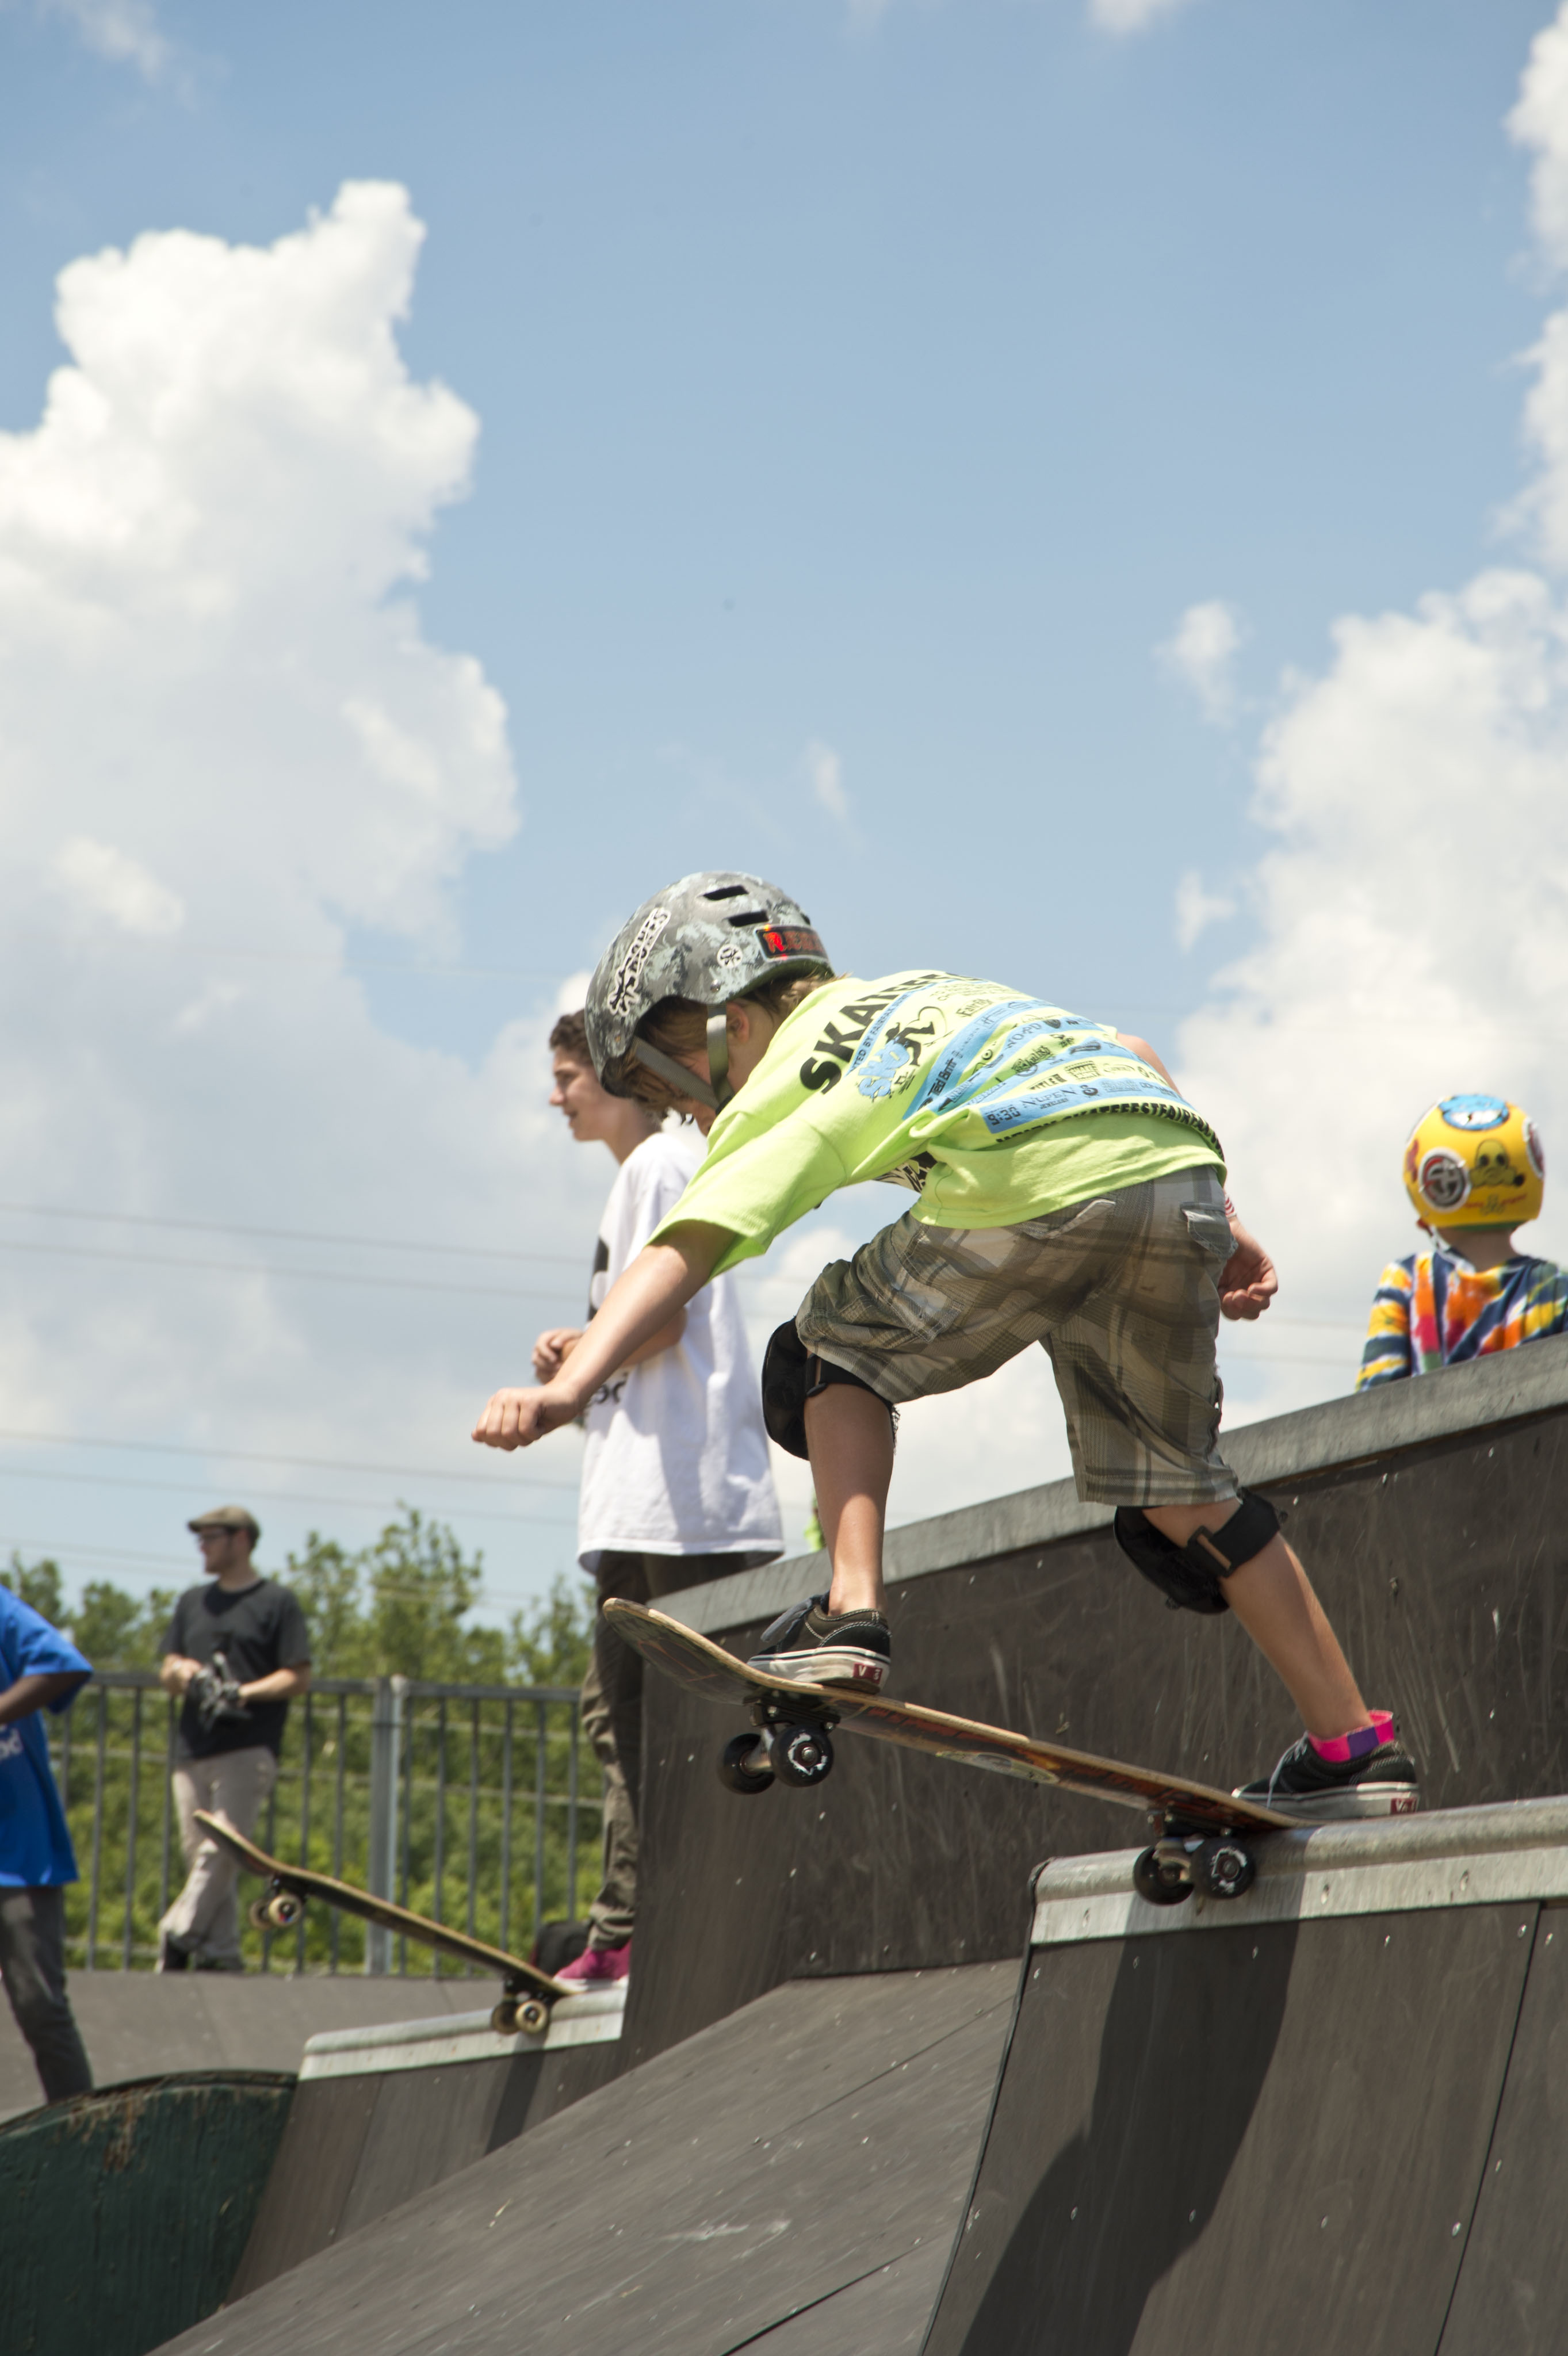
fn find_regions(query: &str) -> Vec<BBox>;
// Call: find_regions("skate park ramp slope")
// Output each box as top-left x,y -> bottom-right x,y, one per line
231,1983 -> 626,2293
155,1960 -> 1018,2356
924,1796 -> 1568,2356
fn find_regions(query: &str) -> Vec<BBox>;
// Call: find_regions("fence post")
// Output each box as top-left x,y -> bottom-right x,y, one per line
365,1674 -> 405,1975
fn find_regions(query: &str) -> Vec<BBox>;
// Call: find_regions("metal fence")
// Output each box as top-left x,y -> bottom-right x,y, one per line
49,1672 -> 598,1976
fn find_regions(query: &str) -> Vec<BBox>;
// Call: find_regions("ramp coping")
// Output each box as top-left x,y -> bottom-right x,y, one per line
1031,1796 -> 1568,1946
297,1983 -> 626,2079
665,1332 -> 1568,1636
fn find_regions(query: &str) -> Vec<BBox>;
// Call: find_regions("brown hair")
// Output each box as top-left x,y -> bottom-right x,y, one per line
549,1009 -> 590,1064
606,972 -> 837,1112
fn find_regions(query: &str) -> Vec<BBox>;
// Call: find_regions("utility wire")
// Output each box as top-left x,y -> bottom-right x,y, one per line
0,1236 -> 581,1303
0,1201 -> 586,1269
0,1462 -> 578,1522
0,1425 -> 580,1491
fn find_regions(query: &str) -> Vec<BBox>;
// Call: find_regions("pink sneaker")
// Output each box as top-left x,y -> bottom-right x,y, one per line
554,1940 -> 630,1986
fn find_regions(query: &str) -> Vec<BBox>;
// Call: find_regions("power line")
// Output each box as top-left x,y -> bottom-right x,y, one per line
21,929 -> 570,984
0,1425 -> 580,1491
0,1201 -> 587,1270
0,1235 -> 582,1303
0,1462 -> 578,1523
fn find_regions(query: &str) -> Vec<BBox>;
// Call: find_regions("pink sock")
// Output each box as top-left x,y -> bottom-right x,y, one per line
1309,1709 -> 1395,1763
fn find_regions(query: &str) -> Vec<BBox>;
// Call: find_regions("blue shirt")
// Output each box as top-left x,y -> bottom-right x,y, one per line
0,1589 -> 91,1888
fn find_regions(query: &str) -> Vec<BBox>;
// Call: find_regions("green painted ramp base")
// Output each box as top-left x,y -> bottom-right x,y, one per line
0,2071 -> 295,2356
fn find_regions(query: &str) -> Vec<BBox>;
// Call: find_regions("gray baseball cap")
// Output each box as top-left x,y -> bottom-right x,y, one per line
586,871 -> 830,1110
188,1504 -> 261,1542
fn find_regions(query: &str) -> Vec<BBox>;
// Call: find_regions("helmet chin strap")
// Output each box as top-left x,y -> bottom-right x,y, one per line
706,1009 -> 733,1110
630,1039 -> 718,1111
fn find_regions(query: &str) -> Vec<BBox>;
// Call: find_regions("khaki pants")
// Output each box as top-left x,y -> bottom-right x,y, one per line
158,1746 -> 277,1965
583,1552 -> 771,1952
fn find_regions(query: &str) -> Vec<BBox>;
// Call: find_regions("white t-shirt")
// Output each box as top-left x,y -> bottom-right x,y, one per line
576,1129 -> 783,1573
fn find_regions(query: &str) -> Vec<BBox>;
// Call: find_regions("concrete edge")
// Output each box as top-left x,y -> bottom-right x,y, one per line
668,1333 -> 1568,1637
297,1983 -> 628,2079
1030,1796 -> 1568,1946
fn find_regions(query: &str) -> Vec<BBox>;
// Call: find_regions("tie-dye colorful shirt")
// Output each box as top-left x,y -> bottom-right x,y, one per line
1356,1244 -> 1568,1387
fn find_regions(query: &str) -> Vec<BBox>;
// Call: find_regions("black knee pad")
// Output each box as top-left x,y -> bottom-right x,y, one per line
1112,1487 -> 1282,1616
761,1319 -> 893,1461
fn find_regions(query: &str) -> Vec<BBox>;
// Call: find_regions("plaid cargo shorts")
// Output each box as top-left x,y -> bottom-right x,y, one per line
793,1167 -> 1237,1508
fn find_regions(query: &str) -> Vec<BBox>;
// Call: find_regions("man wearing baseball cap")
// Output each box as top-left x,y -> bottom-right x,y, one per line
155,1507 -> 311,1971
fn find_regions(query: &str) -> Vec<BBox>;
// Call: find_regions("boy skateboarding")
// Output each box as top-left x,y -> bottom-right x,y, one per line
475,873 -> 1418,1820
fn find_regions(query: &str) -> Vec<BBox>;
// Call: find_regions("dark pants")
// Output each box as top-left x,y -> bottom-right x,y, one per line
0,1885 -> 93,2105
582,1551 -> 774,1950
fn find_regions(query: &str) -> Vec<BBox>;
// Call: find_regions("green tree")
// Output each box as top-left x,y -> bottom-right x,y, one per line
506,1575 -> 593,1688
3,1551 -> 64,1624
71,1582 -> 177,1668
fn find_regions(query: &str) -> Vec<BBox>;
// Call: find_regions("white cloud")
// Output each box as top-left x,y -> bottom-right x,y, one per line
1089,0 -> 1204,35
805,737 -> 850,824
53,837 -> 184,937
0,183 -> 616,1602
1172,9 -> 1568,1424
1173,869 -> 1236,953
1159,598 -> 1244,724
37,0 -> 170,79
1509,7 -> 1568,272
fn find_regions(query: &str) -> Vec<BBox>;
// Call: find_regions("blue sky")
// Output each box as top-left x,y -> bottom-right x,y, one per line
1,0 -> 1565,1618
1,0 -> 1547,1029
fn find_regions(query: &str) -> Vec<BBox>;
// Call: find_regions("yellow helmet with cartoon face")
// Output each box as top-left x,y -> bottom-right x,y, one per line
1402,1096 -> 1544,1229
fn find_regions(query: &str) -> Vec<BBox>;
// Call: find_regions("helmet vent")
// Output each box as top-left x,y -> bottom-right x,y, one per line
702,883 -> 749,901
725,909 -> 769,926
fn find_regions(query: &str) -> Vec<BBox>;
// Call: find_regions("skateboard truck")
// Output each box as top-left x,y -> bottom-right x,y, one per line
717,1693 -> 840,1796
248,1875 -> 308,1936
490,1976 -> 551,2038
1132,1812 -> 1257,1907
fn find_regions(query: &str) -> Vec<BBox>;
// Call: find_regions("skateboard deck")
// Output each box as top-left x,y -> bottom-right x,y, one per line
193,1810 -> 575,2033
605,1600 -> 1295,1906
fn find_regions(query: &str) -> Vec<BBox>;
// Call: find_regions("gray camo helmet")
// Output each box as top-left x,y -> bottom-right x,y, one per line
586,871 -> 831,1111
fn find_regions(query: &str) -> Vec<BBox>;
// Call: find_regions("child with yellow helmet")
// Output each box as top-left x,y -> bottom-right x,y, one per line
1357,1096 -> 1568,1386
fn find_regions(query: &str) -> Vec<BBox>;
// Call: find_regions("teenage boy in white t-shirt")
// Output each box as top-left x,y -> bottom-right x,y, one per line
538,1012 -> 782,1983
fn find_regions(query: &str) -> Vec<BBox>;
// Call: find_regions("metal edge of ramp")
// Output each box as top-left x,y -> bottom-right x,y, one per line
921,1796 -> 1568,2356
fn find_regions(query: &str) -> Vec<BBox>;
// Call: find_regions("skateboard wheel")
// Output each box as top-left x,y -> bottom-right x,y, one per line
1133,1846 -> 1192,1907
492,1996 -> 548,2036
772,1722 -> 835,1790
265,1891 -> 304,1930
1194,1838 -> 1255,1900
248,1899 -> 272,1933
717,1733 -> 775,1796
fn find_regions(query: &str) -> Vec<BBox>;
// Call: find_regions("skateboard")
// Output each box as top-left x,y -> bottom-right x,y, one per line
192,1811 -> 576,2033
604,1600 -> 1298,1908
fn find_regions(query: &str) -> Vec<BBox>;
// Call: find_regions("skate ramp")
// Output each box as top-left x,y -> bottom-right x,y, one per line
627,1334 -> 1568,2070
230,1983 -> 626,2294
154,1960 -> 1019,2356
923,1797 -> 1568,2356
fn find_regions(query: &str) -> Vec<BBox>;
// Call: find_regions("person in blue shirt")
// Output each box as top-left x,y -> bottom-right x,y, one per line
0,1584 -> 93,2103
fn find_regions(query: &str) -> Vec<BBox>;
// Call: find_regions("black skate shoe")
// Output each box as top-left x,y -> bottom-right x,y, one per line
1234,1732 -> 1420,1822
747,1592 -> 891,1693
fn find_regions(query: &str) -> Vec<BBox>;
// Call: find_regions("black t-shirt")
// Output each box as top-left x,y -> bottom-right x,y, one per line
163,1578 -> 312,1760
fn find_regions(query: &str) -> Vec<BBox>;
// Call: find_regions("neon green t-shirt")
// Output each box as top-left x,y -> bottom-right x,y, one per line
651,971 -> 1226,1275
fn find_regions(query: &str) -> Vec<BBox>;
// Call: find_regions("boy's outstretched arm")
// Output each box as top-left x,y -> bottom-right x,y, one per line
472,1222 -> 733,1451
